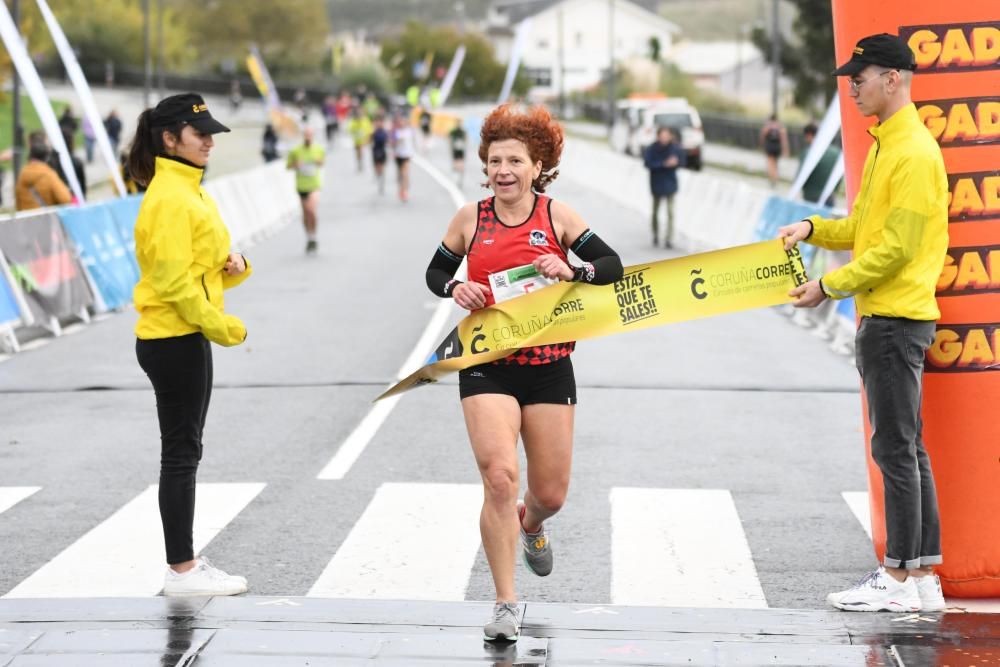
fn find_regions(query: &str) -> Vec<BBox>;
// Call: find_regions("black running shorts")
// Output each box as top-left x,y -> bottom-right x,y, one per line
459,356 -> 577,406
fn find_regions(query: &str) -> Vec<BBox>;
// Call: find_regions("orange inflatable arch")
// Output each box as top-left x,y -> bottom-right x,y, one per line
831,0 -> 1000,597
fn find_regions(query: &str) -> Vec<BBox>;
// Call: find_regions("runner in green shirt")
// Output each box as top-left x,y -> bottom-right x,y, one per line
286,127 -> 326,254
348,108 -> 373,173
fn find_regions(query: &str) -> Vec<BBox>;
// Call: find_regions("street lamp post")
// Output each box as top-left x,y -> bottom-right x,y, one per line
157,0 -> 165,97
11,0 -> 23,181
770,0 -> 780,117
557,5 -> 565,118
143,0 -> 152,107
607,0 -> 615,139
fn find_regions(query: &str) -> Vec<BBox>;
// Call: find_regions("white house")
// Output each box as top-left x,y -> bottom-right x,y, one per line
486,0 -> 680,101
668,40 -> 793,110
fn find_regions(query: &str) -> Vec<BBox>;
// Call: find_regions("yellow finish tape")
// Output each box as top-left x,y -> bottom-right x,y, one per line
379,239 -> 807,401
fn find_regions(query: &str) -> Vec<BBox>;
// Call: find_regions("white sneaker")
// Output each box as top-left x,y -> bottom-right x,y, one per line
914,573 -> 946,611
826,567 -> 921,612
163,557 -> 248,597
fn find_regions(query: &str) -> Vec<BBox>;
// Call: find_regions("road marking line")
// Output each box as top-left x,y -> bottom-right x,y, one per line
0,487 -> 40,515
5,483 -> 264,598
842,491 -> 872,540
316,154 -> 466,481
610,488 -> 768,608
308,482 -> 482,600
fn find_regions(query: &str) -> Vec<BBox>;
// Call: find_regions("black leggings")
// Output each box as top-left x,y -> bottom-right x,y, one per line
136,333 -> 212,565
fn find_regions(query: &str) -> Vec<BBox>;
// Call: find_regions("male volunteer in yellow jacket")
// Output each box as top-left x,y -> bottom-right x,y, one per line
779,34 -> 948,614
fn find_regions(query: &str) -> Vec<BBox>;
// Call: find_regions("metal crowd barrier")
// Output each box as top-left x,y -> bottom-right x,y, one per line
0,160 -> 298,353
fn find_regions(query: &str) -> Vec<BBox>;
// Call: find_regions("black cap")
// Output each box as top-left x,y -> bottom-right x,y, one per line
150,93 -> 230,134
832,33 -> 916,77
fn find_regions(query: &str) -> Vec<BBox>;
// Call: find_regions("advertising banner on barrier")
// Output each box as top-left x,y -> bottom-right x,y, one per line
0,250 -> 30,328
58,205 -> 137,311
754,196 -> 839,264
0,213 -> 93,323
103,194 -> 143,269
379,239 -> 807,400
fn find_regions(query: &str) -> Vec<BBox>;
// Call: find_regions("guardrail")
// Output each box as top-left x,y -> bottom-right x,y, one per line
0,160 -> 298,353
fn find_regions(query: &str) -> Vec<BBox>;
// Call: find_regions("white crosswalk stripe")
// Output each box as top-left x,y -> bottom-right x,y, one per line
4,483 -> 264,598
0,487 -> 40,515
842,491 -> 873,540
3,484 -> 890,607
309,482 -> 483,600
610,487 -> 768,608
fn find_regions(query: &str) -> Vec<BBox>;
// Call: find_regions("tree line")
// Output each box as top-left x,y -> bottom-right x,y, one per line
0,0 -> 525,100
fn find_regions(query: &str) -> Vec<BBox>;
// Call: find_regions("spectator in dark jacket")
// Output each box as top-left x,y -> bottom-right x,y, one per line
48,130 -> 87,197
104,109 -> 123,156
58,106 -> 79,140
261,124 -> 279,162
642,126 -> 685,248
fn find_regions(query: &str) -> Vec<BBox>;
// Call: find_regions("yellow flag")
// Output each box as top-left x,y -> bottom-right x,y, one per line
378,239 -> 808,400
245,54 -> 269,98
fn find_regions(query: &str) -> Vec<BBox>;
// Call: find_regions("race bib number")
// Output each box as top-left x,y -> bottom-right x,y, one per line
488,263 -> 558,304
298,162 -> 318,178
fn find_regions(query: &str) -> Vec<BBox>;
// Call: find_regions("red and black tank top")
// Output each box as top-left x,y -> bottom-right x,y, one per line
467,194 -> 575,365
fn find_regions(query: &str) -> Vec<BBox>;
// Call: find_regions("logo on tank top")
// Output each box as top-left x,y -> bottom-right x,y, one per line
529,230 -> 549,246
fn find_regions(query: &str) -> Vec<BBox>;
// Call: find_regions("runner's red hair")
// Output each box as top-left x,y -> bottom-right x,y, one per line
479,104 -> 562,192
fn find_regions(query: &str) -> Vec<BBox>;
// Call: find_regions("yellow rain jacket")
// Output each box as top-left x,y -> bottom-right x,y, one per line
133,157 -> 251,345
806,103 -> 948,320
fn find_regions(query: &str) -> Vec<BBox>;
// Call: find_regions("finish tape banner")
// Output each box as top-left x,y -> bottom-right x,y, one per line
379,239 -> 807,400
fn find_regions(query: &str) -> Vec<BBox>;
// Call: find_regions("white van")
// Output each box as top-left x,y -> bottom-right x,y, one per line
611,98 -> 704,170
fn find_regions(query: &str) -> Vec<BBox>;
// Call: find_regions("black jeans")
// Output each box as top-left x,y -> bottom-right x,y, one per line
855,316 -> 941,569
136,333 -> 212,565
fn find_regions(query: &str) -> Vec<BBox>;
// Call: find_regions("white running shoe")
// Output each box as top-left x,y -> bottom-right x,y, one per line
826,567 -> 921,612
484,601 -> 520,642
163,557 -> 248,597
914,573 -> 946,611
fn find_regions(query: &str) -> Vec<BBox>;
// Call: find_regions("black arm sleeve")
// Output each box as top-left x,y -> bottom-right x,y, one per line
568,229 -> 623,285
425,243 -> 463,297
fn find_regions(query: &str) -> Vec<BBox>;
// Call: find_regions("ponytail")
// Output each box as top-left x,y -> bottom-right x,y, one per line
126,109 -> 183,187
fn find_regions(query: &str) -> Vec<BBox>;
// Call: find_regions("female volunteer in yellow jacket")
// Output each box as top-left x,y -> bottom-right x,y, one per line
129,93 -> 251,597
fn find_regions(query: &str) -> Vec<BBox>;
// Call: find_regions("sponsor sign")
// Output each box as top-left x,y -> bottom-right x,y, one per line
927,323 -> 1000,371
901,21 -> 1000,73
916,97 -> 1000,148
947,171 -> 1000,223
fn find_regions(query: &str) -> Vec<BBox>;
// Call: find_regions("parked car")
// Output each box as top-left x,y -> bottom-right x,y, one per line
611,97 -> 704,170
